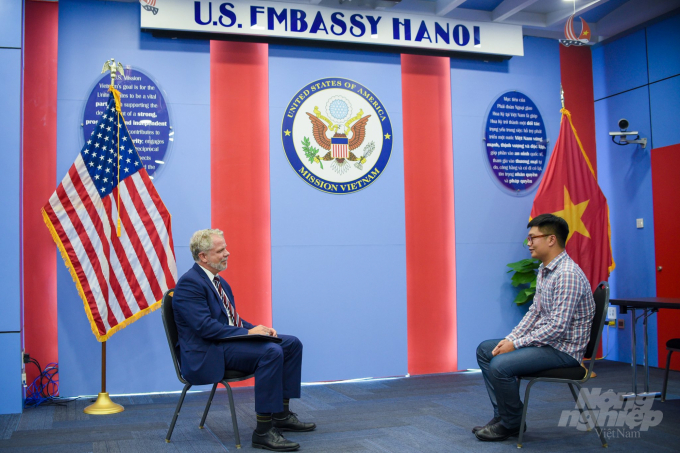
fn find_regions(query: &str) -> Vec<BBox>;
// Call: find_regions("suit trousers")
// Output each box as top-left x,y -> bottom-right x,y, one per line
476,338 -> 579,428
222,334 -> 303,414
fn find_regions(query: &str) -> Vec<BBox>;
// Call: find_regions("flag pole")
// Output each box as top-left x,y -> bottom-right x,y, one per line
561,82 -> 601,372
83,59 -> 127,415
83,341 -> 124,414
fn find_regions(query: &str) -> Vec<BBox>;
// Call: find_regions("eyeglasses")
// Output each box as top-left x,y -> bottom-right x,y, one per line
526,234 -> 553,244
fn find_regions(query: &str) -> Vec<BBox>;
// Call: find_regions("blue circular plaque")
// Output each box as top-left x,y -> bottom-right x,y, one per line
83,68 -> 172,179
281,78 -> 392,194
483,91 -> 548,194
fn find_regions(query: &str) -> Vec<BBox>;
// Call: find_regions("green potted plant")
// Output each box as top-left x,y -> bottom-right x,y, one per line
506,253 -> 540,305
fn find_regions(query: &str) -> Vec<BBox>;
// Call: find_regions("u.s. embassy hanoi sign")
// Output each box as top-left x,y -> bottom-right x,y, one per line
282,78 -> 392,194
140,0 -> 523,57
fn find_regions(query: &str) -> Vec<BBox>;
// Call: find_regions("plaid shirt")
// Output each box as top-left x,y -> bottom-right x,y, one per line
506,251 -> 595,362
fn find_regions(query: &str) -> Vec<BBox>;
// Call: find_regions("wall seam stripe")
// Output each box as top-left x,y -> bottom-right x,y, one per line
645,28 -> 654,150
594,84 -> 651,102
648,73 -> 680,86
594,74 -> 680,103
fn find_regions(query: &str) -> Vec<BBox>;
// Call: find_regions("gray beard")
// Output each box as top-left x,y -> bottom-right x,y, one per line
208,261 -> 227,273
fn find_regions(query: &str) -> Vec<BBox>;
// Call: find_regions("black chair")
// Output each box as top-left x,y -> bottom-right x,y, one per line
516,281 -> 609,448
161,289 -> 254,448
661,338 -> 680,402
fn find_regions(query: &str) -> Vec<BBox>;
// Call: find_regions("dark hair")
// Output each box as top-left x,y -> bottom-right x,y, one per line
527,214 -> 569,248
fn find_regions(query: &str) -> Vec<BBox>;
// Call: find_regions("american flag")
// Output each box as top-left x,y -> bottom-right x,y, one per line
42,89 -> 177,341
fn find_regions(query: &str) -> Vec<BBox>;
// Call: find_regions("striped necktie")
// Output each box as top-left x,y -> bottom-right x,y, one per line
213,276 -> 243,328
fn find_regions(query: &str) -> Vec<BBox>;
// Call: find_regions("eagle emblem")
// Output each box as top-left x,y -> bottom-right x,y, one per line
305,96 -> 374,174
281,78 -> 392,194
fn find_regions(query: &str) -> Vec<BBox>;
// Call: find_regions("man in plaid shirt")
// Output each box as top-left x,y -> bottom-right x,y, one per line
474,214 -> 595,442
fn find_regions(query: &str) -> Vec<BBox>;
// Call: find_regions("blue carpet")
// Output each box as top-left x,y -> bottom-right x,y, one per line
0,360 -> 678,452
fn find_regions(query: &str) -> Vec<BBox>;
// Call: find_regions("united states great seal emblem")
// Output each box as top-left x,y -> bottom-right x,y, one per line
282,78 -> 392,194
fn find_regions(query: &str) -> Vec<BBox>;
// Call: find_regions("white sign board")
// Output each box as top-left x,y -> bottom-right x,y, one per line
140,0 -> 524,57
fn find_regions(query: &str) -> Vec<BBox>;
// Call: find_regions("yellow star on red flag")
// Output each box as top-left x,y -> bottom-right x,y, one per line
552,186 -> 591,244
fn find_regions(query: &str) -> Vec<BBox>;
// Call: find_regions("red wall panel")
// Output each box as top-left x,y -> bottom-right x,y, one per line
401,54 -> 457,375
23,0 -> 59,385
560,45 -> 598,175
651,143 -> 680,371
210,41 -> 272,387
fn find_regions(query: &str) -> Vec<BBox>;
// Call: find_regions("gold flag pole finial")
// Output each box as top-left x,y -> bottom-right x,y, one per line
102,58 -> 124,90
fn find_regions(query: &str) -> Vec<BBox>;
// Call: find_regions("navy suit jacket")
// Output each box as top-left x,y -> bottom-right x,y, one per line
173,263 -> 255,385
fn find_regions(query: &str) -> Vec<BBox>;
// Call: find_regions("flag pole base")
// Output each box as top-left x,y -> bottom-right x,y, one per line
83,392 -> 124,414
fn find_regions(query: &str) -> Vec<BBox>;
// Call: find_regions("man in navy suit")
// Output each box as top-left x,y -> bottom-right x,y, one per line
173,229 -> 315,452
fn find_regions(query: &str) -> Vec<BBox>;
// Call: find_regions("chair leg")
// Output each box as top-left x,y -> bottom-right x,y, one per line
166,383 -> 192,443
661,350 -> 673,403
568,383 -> 591,429
517,379 -> 535,448
573,383 -> 607,448
199,383 -> 219,429
223,381 -> 242,449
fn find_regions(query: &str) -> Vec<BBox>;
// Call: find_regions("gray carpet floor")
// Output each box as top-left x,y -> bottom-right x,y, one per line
1,360 -> 679,452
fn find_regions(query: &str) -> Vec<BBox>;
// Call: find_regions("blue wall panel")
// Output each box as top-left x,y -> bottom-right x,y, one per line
0,49 -> 21,334
649,76 -> 680,149
595,87 -> 657,366
56,0 -> 210,396
452,37 -> 563,370
272,245 -> 407,381
0,334 -> 22,414
0,0 -> 22,48
268,46 -> 407,382
0,1 -> 22,415
592,30 -> 648,100
592,11 -> 680,367
646,13 -> 680,83
44,0 -> 680,396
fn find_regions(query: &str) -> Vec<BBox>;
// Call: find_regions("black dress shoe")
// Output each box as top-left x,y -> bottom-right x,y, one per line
474,421 -> 526,442
472,416 -> 501,434
252,428 -> 300,451
273,412 -> 316,432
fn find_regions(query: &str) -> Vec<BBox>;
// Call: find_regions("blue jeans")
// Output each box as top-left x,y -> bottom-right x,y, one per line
476,339 -> 579,428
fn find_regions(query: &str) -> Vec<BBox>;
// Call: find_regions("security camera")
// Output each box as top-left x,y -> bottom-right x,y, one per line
609,119 -> 646,148
610,118 -> 635,136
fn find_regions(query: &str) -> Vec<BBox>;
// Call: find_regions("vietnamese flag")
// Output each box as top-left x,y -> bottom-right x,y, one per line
531,109 -> 615,290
